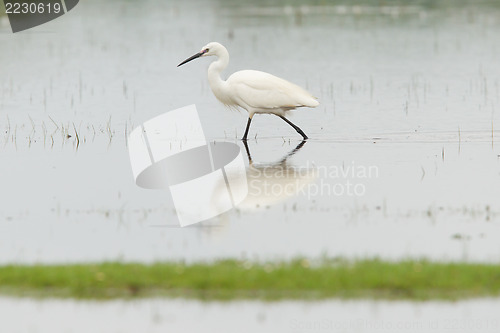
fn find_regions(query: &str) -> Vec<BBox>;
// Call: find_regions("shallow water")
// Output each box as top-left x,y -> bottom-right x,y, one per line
1,0 -> 500,263
1,296 -> 499,333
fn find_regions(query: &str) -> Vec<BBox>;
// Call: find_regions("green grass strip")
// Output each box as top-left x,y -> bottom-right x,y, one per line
0,258 -> 499,300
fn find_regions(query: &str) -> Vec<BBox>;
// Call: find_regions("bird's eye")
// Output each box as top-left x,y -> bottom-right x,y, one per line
204,48 -> 209,53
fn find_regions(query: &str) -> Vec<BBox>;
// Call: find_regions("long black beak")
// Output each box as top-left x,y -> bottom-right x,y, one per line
177,52 -> 204,67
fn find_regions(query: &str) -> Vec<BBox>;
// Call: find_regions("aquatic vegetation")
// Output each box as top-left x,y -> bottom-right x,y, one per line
0,258 -> 499,300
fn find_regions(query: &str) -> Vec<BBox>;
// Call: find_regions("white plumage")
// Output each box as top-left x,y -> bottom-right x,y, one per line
227,70 -> 319,112
178,42 -> 318,140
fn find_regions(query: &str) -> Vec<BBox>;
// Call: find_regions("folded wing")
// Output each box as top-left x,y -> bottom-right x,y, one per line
227,70 -> 319,110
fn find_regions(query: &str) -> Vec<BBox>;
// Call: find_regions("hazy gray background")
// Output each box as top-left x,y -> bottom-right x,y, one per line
0,0 -> 500,264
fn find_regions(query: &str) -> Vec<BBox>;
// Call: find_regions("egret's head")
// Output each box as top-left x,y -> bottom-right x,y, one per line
200,42 -> 224,57
177,42 -> 225,67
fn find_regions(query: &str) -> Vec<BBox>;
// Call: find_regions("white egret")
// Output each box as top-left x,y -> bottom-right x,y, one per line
177,42 -> 319,140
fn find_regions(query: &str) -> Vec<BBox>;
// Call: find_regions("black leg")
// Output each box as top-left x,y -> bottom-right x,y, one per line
278,115 -> 308,140
242,140 -> 252,164
242,117 -> 252,141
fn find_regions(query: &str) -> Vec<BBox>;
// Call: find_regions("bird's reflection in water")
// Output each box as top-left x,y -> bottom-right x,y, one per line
167,141 -> 316,229
237,140 -> 317,211
204,140 -> 316,230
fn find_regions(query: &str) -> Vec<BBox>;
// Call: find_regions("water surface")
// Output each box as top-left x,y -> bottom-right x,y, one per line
1,0 -> 500,263
1,296 -> 499,333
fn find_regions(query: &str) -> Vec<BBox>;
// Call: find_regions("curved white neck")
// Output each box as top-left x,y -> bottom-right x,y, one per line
207,46 -> 229,93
